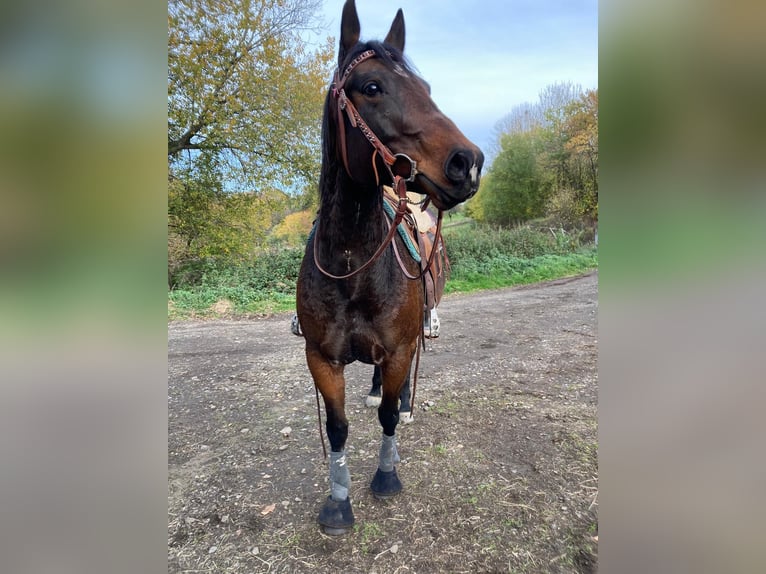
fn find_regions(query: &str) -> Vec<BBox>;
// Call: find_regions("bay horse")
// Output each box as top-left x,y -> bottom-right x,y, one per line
296,0 -> 483,535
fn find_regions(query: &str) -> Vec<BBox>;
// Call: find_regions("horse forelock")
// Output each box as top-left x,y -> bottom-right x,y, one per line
338,41 -> 419,85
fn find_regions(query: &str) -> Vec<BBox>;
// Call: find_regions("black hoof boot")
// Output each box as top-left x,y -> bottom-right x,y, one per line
317,496 -> 354,535
370,468 -> 403,499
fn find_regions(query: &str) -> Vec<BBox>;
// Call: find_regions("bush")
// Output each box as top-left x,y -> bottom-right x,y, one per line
169,220 -> 597,317
270,210 -> 315,248
545,187 -> 584,230
444,222 -> 568,272
169,247 -> 305,314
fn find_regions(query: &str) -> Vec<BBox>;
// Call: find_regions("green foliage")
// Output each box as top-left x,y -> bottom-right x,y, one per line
269,209 -> 315,248
167,0 -> 332,285
169,247 -> 304,316
471,84 -> 598,230
445,250 -> 597,293
442,222 -> 596,293
545,187 -> 587,230
169,221 -> 597,319
445,221 -> 563,265
168,155 -> 278,286
168,0 -> 332,191
468,130 -> 550,225
560,89 -> 598,221
175,248 -> 303,292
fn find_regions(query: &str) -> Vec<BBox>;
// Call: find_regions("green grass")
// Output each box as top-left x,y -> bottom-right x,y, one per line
445,249 -> 597,294
168,283 -> 298,317
432,400 -> 459,415
168,220 -> 597,319
356,521 -> 384,554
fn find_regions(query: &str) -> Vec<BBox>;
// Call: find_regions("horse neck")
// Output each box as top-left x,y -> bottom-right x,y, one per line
318,167 -> 387,254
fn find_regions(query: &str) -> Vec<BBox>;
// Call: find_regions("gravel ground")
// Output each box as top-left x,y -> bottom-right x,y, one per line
168,271 -> 598,573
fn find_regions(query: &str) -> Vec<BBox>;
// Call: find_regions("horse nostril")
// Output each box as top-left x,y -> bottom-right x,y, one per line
445,150 -> 473,184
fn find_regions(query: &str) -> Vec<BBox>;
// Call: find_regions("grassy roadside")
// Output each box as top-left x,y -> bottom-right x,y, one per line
168,223 -> 597,320
445,248 -> 597,294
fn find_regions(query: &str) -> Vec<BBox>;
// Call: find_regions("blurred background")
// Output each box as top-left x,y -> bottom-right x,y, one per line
0,0 -> 764,572
600,0 -> 766,572
0,1 -> 166,573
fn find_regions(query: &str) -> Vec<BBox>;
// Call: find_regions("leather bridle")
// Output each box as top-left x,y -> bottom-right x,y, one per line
333,50 -> 419,188
313,48 -> 444,282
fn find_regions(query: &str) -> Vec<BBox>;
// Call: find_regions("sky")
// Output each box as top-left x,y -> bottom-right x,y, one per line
314,0 -> 598,156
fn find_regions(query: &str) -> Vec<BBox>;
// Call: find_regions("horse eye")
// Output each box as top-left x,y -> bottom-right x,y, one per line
362,82 -> 381,97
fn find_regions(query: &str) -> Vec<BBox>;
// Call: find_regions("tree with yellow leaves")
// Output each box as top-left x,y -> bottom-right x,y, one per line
168,0 -> 333,282
168,0 -> 332,188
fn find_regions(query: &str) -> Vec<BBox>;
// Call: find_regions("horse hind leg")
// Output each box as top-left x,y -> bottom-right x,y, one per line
365,365 -> 382,407
399,367 -> 414,425
367,365 -> 414,424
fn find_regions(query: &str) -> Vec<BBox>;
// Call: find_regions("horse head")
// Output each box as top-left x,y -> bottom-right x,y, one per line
327,0 -> 484,211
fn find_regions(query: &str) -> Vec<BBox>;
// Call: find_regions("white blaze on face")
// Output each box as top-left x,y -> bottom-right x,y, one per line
469,163 -> 479,189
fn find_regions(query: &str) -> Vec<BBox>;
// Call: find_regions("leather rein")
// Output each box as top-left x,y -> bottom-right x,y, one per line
312,48 -> 444,282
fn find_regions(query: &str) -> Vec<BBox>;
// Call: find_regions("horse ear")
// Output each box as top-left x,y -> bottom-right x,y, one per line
339,0 -> 360,67
384,9 -> 405,53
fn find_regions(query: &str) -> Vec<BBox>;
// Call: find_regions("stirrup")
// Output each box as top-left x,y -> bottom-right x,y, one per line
423,308 -> 440,338
290,314 -> 303,337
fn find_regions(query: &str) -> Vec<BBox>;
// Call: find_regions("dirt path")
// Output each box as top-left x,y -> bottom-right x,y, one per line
168,271 -> 598,573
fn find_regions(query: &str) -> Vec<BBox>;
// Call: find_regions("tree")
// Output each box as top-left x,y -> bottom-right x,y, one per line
488,102 -> 541,159
168,0 -> 332,191
468,129 -> 550,225
488,82 -> 581,159
542,89 -> 598,226
168,0 -> 333,279
472,83 -> 598,229
270,209 -> 314,248
538,82 -> 583,126
562,89 -> 598,218
167,155 -> 276,286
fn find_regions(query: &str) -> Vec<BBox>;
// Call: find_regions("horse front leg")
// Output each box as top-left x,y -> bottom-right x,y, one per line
306,348 -> 354,535
370,350 -> 413,498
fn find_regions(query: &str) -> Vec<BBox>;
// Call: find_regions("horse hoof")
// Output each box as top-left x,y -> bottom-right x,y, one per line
400,411 -> 414,425
317,496 -> 354,534
365,395 -> 382,408
321,525 -> 351,536
370,468 -> 403,498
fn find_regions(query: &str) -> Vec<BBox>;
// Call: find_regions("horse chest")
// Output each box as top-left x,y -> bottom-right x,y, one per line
321,324 -> 387,365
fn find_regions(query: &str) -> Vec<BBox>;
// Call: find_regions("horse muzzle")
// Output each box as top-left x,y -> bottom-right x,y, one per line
415,159 -> 482,210
441,147 -> 484,202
